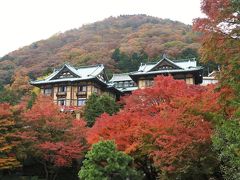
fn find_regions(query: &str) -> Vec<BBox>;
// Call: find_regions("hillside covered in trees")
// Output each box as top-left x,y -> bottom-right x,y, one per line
0,14 -> 200,85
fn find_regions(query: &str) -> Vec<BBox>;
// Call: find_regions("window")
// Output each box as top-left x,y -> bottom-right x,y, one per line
129,81 -> 136,87
58,98 -> 66,106
97,74 -> 104,81
93,87 -> 97,93
123,81 -> 129,88
185,78 -> 194,84
145,80 -> 154,87
79,85 -> 87,92
44,88 -> 52,95
118,82 -> 123,88
115,82 -> 120,88
58,86 -> 66,92
59,72 -> 73,78
77,98 -> 86,106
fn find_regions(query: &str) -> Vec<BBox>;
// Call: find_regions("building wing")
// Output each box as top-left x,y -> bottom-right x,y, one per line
130,55 -> 203,85
109,73 -> 138,93
132,56 -> 202,76
30,64 -> 107,85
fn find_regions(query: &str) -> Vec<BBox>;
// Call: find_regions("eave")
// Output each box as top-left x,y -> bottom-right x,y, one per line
130,67 -> 203,82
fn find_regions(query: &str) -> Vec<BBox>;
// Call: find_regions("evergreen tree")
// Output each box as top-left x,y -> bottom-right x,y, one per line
83,93 -> 120,127
79,141 -> 140,180
111,48 -> 121,62
27,92 -> 37,109
0,88 -> 21,105
112,48 -> 148,73
212,119 -> 240,180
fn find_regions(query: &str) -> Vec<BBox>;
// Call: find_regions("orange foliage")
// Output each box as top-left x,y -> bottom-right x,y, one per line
17,95 -> 87,167
88,76 -> 221,173
0,103 -> 21,170
193,0 -> 240,115
10,68 -> 32,94
1,15 -> 200,84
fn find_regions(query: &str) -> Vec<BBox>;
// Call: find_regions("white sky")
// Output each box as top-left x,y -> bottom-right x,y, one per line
0,0 -> 203,57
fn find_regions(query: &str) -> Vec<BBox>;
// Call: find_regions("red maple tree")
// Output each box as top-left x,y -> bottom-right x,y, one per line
193,0 -> 240,115
88,76 -> 221,178
16,95 -> 87,180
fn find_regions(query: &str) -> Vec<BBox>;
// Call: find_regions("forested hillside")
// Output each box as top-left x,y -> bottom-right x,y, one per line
0,14 -> 200,85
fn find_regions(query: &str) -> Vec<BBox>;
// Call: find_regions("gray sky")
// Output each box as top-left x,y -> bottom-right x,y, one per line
0,0 -> 203,57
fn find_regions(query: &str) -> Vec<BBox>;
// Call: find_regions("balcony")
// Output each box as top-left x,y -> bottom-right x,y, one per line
57,91 -> 67,96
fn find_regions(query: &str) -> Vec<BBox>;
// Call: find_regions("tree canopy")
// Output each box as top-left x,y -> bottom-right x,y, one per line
194,0 -> 240,179
83,93 -> 120,127
79,140 -> 140,180
88,76 -> 221,179
0,103 -> 20,170
15,95 -> 88,180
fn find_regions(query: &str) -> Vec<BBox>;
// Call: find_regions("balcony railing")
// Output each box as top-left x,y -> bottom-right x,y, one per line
57,91 -> 67,96
76,91 -> 87,96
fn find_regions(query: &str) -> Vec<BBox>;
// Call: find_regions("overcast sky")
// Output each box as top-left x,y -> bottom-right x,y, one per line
0,0 -> 204,57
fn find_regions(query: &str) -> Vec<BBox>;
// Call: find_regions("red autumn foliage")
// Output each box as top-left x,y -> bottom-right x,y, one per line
88,76 -> 221,173
17,95 -> 87,168
0,103 -> 12,118
193,0 -> 239,115
193,0 -> 239,65
1,15 -> 200,87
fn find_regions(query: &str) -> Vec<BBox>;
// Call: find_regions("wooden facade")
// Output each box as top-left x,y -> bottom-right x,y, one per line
31,56 -> 204,111
110,56 -> 203,92
31,64 -> 121,111
129,56 -> 203,89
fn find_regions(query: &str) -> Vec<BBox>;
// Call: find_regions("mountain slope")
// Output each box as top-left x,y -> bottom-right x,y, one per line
0,15 -> 200,85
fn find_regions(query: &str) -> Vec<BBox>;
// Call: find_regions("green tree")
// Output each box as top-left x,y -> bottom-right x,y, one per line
83,93 -> 120,127
212,119 -> 240,180
27,92 -> 37,109
112,49 -> 149,73
0,88 -> 21,105
78,141 -> 140,180
111,48 -> 121,62
178,48 -> 199,59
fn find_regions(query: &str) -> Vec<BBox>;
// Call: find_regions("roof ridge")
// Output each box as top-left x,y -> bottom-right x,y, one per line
76,64 -> 103,69
140,62 -> 157,66
172,58 -> 196,62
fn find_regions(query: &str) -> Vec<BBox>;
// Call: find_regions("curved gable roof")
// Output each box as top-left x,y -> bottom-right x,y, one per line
30,64 -> 105,85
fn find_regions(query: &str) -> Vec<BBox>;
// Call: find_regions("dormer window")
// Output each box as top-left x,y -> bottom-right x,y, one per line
159,66 -> 173,70
59,71 -> 74,79
97,74 -> 104,81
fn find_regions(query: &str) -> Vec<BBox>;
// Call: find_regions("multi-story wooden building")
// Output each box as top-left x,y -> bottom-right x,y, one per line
110,56 -> 203,91
31,56 -> 203,111
31,64 -> 121,111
